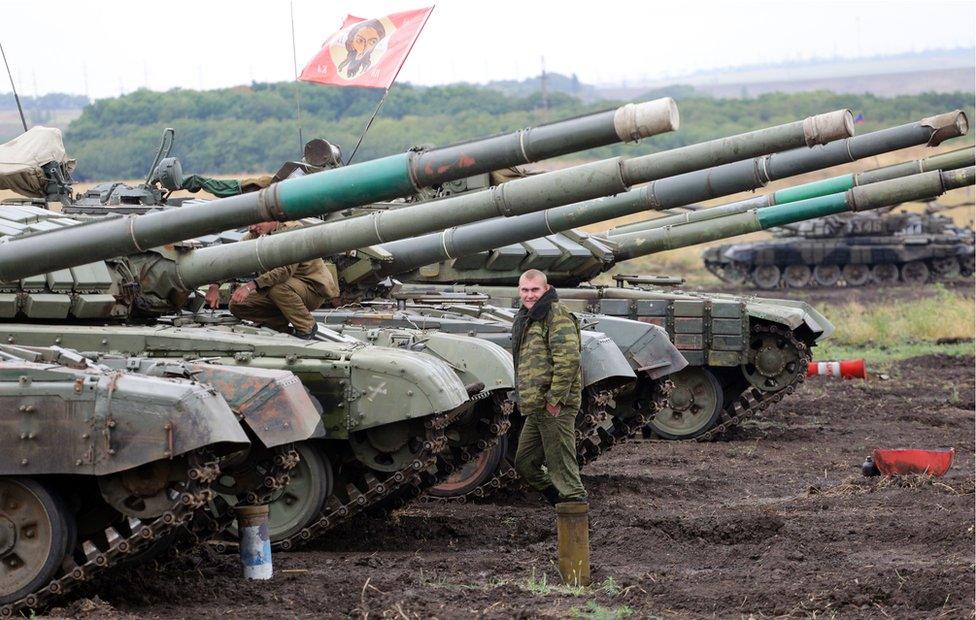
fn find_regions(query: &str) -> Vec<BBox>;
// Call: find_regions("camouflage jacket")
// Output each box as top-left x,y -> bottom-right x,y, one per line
244,221 -> 339,297
512,289 -> 582,415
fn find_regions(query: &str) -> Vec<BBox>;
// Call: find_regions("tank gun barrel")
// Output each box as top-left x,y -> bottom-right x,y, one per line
0,99 -> 680,282
171,109 -> 855,286
611,167 -> 975,260
609,146 -> 975,235
355,113 -> 966,281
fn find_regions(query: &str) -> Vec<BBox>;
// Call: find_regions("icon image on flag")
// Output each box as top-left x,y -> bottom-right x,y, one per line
299,7 -> 433,89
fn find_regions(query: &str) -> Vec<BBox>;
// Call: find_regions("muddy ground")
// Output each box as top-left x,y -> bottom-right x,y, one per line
50,295 -> 975,619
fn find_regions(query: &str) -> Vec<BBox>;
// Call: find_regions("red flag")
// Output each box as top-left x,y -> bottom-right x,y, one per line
298,7 -> 433,89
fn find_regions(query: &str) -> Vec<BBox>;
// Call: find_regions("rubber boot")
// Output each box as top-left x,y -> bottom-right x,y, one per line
556,501 -> 590,586
540,485 -> 562,506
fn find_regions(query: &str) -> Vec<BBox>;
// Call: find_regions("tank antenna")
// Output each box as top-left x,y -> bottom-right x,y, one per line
289,1 -> 305,155
0,41 -> 28,133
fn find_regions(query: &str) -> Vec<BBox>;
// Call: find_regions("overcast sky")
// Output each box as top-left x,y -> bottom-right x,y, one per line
2,0 -> 974,99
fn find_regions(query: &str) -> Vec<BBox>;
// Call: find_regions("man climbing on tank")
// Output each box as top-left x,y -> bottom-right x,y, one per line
511,268 -> 587,506
205,220 -> 340,339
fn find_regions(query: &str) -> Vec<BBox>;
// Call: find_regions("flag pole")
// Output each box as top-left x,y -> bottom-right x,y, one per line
290,1 -> 305,155
345,6 -> 435,165
0,42 -> 28,133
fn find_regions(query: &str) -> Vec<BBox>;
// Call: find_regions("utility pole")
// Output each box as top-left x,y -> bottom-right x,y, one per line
540,55 -> 549,122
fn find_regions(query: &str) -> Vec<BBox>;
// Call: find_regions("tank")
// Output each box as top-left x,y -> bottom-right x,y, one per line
0,100 -> 683,545
703,204 -> 975,288
322,112 -> 968,443
0,343 -> 249,615
669,147 -> 976,287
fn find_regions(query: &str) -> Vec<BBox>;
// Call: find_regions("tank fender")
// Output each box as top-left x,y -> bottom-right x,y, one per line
185,363 -> 327,446
0,368 -> 248,476
346,347 -> 469,431
578,316 -> 688,379
579,330 -> 637,387
415,332 -> 514,393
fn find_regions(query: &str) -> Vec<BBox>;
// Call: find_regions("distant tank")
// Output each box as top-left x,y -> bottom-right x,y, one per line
702,202 -> 975,288
0,344 -> 249,615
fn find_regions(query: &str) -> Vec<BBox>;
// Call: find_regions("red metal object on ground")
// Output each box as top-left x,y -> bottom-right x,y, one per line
872,448 -> 955,476
807,359 -> 867,379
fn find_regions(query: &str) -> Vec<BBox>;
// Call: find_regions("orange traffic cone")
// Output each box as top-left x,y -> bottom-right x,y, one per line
807,359 -> 866,379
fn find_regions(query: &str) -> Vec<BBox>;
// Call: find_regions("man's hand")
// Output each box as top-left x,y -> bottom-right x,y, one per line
230,281 -> 258,304
545,402 -> 562,417
204,284 -> 221,309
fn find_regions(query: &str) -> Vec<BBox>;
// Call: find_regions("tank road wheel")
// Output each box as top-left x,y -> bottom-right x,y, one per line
648,367 -> 725,440
960,254 -> 975,276
900,260 -> 930,285
930,257 -> 961,279
783,265 -> 812,288
751,265 -> 781,289
841,264 -> 871,286
742,326 -> 807,393
350,420 -> 430,473
427,435 -> 508,498
722,262 -> 750,285
253,444 -> 333,544
870,263 -> 899,284
813,265 -> 842,287
0,478 -> 72,606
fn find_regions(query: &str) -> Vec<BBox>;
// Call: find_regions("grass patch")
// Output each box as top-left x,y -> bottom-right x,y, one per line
812,284 -> 975,371
814,340 -> 974,368
815,285 -> 974,346
569,600 -> 636,620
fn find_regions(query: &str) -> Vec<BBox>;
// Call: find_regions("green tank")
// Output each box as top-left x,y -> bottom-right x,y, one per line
692,149 -> 976,287
0,101 -> 680,544
0,344 -> 249,615
323,112 -> 969,442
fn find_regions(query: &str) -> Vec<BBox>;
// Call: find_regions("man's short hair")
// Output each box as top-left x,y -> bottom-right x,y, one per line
520,269 -> 547,284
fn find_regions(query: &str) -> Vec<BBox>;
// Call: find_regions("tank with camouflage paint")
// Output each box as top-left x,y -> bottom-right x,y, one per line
0,343 -> 249,615
696,147 -> 975,288
0,100 -> 679,542
325,111 -> 969,441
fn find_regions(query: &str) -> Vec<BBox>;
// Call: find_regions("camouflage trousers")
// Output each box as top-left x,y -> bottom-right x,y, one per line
229,277 -> 325,334
514,409 -> 587,501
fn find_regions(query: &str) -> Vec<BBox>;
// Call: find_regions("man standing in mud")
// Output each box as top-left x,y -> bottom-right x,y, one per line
511,269 -> 586,505
205,220 -> 339,339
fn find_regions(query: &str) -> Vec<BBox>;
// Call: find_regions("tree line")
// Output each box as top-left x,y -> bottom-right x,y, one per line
57,82 -> 974,181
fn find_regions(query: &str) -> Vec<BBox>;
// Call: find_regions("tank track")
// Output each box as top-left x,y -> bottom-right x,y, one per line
1,453 -> 221,617
269,395 -> 514,551
691,323 -> 811,443
181,445 -> 302,553
367,392 -> 513,511
425,378 -> 673,504
705,258 -> 975,288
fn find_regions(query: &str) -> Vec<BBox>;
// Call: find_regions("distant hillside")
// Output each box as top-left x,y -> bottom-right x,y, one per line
485,48 -> 975,101
56,86 -> 976,181
596,47 -> 975,99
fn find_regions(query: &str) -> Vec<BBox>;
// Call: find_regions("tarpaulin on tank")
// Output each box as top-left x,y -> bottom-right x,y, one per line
181,174 -> 273,197
0,126 -> 72,197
